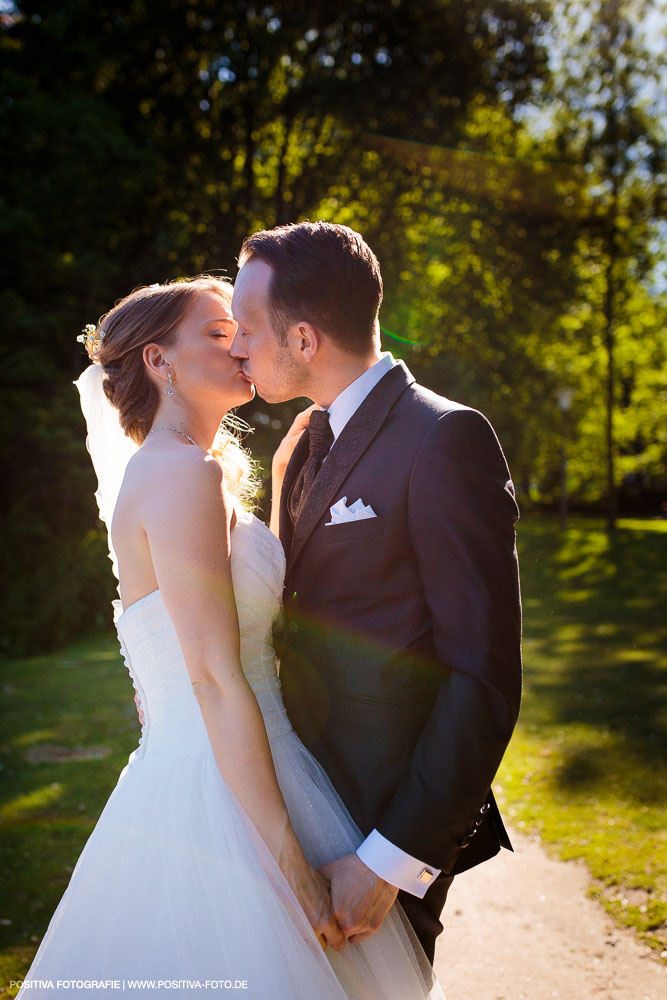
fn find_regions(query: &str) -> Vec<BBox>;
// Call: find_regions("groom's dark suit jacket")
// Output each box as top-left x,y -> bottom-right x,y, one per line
277,361 -> 521,879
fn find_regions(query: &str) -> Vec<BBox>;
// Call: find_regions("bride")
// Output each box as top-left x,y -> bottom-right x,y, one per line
17,275 -> 444,999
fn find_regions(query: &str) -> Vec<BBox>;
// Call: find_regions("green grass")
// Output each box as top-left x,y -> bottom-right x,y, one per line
0,636 -> 140,996
495,516 -> 667,958
0,515 -> 665,995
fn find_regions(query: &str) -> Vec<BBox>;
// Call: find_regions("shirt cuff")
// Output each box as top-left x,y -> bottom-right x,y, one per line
355,829 -> 442,898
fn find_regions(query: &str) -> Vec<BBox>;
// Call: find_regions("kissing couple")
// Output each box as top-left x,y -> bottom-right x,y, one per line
18,222 -> 522,999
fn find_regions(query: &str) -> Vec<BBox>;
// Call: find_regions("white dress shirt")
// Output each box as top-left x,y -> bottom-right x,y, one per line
325,352 -> 396,443
322,352 -> 442,898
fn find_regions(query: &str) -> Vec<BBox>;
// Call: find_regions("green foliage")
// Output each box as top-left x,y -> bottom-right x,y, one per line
0,379 -> 117,655
0,0 -> 555,654
547,0 -> 667,525
0,1 -> 664,653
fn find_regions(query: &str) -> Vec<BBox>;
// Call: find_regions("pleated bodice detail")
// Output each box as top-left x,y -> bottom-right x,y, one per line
114,509 -> 292,761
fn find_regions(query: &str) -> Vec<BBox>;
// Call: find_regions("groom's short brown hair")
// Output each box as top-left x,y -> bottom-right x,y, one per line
238,221 -> 383,354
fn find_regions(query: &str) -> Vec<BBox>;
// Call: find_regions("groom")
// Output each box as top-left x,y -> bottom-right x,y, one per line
230,221 -> 522,963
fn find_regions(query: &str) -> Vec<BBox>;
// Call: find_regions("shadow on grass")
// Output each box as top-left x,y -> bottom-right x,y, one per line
517,517 -> 667,803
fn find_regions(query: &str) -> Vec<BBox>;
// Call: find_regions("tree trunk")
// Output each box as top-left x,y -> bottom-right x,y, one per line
603,196 -> 619,533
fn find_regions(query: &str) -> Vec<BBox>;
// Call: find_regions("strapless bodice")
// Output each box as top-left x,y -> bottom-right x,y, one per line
114,509 -> 292,760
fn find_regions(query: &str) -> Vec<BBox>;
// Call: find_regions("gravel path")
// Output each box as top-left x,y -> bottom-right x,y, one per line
433,829 -> 665,1000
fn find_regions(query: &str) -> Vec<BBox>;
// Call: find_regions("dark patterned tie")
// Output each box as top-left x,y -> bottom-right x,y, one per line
288,408 -> 334,522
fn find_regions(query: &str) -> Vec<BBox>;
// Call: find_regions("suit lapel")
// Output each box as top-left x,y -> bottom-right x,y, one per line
286,361 -> 415,575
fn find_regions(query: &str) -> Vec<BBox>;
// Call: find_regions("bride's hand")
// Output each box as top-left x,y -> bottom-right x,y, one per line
134,690 -> 145,727
272,404 -> 319,479
284,859 -> 346,952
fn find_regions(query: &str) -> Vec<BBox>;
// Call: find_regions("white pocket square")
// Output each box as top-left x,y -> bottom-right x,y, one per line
325,496 -> 377,525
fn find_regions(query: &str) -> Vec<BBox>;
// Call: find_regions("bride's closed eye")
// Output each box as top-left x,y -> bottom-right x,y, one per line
211,322 -> 237,339
207,317 -> 237,337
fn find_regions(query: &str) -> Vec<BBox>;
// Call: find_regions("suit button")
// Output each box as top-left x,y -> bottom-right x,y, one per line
288,622 -> 299,634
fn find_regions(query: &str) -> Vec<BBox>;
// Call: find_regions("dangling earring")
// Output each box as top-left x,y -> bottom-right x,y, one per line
166,371 -> 174,397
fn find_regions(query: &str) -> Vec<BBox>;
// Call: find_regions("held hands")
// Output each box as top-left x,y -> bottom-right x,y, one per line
285,859 -> 347,952
318,853 -> 399,945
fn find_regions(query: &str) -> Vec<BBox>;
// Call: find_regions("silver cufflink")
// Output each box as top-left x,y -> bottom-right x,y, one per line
418,868 -> 435,884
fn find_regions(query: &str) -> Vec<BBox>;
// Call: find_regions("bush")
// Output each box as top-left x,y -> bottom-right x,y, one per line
0,377 -> 117,656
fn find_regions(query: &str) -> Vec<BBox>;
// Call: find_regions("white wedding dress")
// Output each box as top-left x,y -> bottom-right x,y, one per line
18,506 -> 444,999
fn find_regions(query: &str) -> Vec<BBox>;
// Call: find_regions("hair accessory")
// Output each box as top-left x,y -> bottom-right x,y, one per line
77,323 -> 106,354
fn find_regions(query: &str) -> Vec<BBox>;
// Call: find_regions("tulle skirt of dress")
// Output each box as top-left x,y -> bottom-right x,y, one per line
17,717 -> 444,999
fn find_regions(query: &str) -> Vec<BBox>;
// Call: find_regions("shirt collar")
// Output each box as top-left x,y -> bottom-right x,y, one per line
326,352 -> 397,442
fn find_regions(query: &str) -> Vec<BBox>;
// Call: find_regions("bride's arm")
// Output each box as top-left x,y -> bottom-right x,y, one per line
140,449 -> 344,951
269,456 -> 286,539
269,404 -> 316,537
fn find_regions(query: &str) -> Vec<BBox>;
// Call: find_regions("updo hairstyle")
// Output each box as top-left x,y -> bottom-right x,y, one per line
84,275 -> 258,504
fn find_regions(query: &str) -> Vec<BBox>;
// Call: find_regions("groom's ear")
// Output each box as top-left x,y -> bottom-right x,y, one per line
289,321 -> 320,362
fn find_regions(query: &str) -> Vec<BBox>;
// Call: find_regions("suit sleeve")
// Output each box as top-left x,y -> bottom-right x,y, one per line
375,407 -> 522,874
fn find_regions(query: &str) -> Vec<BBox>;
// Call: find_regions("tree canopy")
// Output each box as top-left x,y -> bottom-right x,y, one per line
1,0 -> 665,653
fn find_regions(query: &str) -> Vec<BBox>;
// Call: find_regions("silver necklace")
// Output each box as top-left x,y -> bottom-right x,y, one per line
148,426 -> 199,447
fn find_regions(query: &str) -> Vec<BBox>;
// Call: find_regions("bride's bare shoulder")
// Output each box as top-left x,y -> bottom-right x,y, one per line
122,442 -> 226,506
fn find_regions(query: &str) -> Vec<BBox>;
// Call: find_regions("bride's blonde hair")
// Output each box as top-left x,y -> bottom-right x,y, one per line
85,275 -> 259,506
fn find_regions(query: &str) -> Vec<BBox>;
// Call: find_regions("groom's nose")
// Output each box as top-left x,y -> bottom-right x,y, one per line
229,330 -> 246,359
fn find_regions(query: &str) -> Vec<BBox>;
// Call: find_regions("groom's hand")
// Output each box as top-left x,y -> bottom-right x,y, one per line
318,853 -> 399,945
